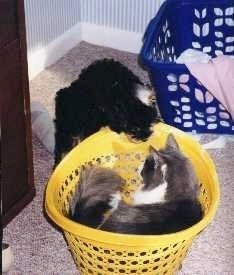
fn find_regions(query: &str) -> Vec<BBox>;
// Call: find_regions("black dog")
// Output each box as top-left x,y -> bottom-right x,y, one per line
54,59 -> 160,166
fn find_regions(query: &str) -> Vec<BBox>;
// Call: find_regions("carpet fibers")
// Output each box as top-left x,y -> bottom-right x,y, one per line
3,42 -> 234,274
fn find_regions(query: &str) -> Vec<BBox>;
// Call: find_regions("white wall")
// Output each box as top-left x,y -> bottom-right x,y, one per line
81,0 -> 164,33
25,0 -> 165,79
25,0 -> 81,52
25,0 -> 82,79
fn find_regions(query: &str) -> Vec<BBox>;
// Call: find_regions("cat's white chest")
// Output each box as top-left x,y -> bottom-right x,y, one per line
133,181 -> 168,205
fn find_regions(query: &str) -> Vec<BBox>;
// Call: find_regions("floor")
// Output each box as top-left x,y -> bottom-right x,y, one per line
3,42 -> 234,274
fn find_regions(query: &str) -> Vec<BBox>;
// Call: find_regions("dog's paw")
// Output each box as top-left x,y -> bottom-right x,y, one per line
72,136 -> 81,147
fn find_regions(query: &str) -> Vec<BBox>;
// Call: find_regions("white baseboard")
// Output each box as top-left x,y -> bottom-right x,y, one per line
81,23 -> 143,54
27,23 -> 82,80
28,22 -> 143,80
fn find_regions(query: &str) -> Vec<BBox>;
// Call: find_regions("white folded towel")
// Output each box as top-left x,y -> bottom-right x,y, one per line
176,49 -> 212,64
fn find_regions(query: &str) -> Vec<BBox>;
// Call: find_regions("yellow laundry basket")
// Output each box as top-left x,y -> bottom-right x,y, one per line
45,123 -> 219,275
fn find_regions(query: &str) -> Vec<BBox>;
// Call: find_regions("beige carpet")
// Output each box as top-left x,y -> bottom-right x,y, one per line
3,42 -> 234,274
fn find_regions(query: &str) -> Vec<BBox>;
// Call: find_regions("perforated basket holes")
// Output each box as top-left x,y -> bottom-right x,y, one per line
167,74 -> 234,132
57,154 -> 119,216
57,167 -> 82,215
199,182 -> 211,215
192,6 -> 234,56
89,152 -> 146,202
90,154 -> 118,167
64,232 -> 193,275
114,152 -> 146,202
57,152 -> 147,216
167,75 -> 202,130
150,18 -> 176,63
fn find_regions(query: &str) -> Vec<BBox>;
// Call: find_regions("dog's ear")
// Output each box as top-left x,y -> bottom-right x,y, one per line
55,87 -> 73,104
55,87 -> 75,118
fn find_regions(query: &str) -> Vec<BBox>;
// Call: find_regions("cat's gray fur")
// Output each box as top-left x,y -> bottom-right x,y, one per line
70,166 -> 125,228
70,134 -> 203,234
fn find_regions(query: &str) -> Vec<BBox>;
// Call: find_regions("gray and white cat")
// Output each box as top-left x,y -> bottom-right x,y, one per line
70,134 -> 203,234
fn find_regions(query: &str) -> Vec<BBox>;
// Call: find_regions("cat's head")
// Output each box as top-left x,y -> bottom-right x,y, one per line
133,134 -> 199,205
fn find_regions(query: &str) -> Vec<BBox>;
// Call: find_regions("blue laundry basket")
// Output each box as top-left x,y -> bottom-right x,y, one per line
140,0 -> 234,134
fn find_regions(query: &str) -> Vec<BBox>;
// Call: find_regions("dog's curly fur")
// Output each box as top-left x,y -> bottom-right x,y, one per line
54,59 -> 160,165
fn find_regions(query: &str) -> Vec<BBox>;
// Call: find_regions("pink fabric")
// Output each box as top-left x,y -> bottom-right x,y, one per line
186,55 -> 234,120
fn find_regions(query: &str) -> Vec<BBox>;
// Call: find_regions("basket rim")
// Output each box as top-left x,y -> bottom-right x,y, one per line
45,123 -> 220,247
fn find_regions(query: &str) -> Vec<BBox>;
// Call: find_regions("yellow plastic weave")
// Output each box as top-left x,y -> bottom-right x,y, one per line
45,123 -> 220,275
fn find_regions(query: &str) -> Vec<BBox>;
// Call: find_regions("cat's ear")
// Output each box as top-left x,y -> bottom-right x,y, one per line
161,164 -> 167,180
149,145 -> 157,154
165,133 -> 179,150
149,145 -> 160,166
